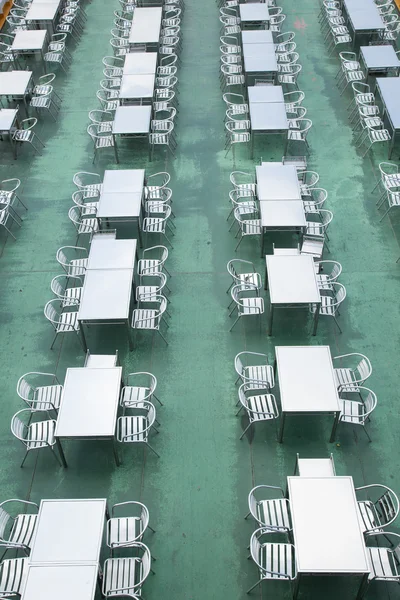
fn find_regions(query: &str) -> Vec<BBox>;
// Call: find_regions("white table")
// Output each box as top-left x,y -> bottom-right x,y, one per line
0,71 -> 33,115
113,105 -> 152,136
26,0 -> 61,33
55,367 -> 122,464
243,43 -> 278,78
288,476 -> 369,599
88,233 -> 137,270
265,255 -> 321,335
256,163 -> 302,200
275,346 -> 340,442
30,499 -> 107,565
22,565 -> 98,600
375,76 -> 400,158
100,168 -> 145,243
248,85 -> 288,158
343,0 -> 385,44
119,73 -> 155,101
78,270 -> 134,351
239,3 -> 269,26
248,85 -> 284,103
123,52 -> 157,75
0,108 -> 19,157
241,30 -> 274,44
360,45 -> 400,79
11,30 -> 47,59
129,7 -> 162,47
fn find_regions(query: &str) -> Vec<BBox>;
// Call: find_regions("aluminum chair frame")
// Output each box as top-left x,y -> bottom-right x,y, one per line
236,383 -> 279,439
248,527 -> 297,594
355,484 -> 399,534
117,401 -> 160,457
16,372 -> 63,413
332,352 -> 372,392
245,485 -> 292,531
234,351 -> 275,389
107,501 -> 154,555
120,372 -> 163,410
337,385 -> 377,441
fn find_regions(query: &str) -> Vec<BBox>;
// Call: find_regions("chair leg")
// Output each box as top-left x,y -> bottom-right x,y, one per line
234,235 -> 243,252
146,442 -> 160,458
152,394 -> 163,406
363,425 -> 372,442
333,315 -> 342,334
240,422 -> 253,440
229,315 -> 240,332
50,331 -> 58,349
379,206 -> 391,222
20,450 -> 29,467
50,446 -> 63,467
157,329 -> 168,346
246,578 -> 261,594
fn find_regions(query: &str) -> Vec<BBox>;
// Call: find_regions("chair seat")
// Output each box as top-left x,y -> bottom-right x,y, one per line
242,219 -> 262,235
121,386 -> 150,408
339,398 -> 364,425
310,295 -> 335,316
343,60 -> 360,71
27,419 -> 56,449
369,129 -> 391,143
316,273 -> 334,291
69,258 -> 87,276
366,546 -> 399,580
287,130 -> 304,141
9,514 -> 38,549
138,258 -> 163,276
334,368 -> 359,391
247,393 -> 277,422
305,221 -> 324,236
132,309 -> 159,330
238,272 -> 261,289
301,237 -> 324,259
12,130 -> 33,143
358,500 -> 380,533
143,218 -> 166,233
136,285 -> 159,302
97,122 -> 113,134
388,192 -> 400,208
258,543 -> 295,580
78,218 -> 98,234
34,384 -> 63,410
239,297 -> 264,315
117,416 -> 149,443
33,84 -> 52,96
146,200 -> 169,214
103,557 -> 142,595
244,365 -> 274,388
57,310 -> 80,333
30,96 -> 52,109
107,517 -> 143,548
231,131 -> 250,143
0,557 -> 28,595
346,70 -> 364,83
80,202 -> 99,215
95,136 -> 115,149
257,498 -> 291,530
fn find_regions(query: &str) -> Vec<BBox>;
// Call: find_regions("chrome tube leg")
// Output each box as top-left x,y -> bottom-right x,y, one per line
312,302 -> 320,336
267,304 -> 274,336
329,411 -> 340,443
56,438 -> 68,467
278,412 -> 286,443
113,438 -> 121,466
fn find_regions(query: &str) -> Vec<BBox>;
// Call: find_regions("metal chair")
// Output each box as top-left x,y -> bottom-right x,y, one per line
117,401 -> 160,457
0,499 -> 39,556
314,260 -> 342,291
332,352 -> 372,392
229,171 -> 256,195
337,385 -> 377,441
73,171 -> 102,197
131,294 -> 169,346
229,284 -> 264,331
284,90 -> 305,111
226,259 -> 262,294
273,244 -> 300,255
222,93 -> 249,116
274,31 -> 295,51
233,207 -> 262,252
245,485 -> 291,531
72,190 -> 99,215
359,531 -> 400,599
88,109 -> 114,134
102,55 -> 124,77
297,170 -> 320,195
225,120 -> 250,158
87,123 -> 119,164
148,120 -> 176,161
294,453 -> 336,476
145,172 -> 171,197
44,50 -> 71,73
142,204 -> 174,248
248,527 -> 297,594
56,245 -> 88,276
84,349 -> 118,368
120,372 -> 162,410
102,543 -> 152,597
236,383 -> 279,439
286,117 -> 312,153
0,555 -> 29,598
136,272 -> 170,304
277,63 -> 302,88
30,92 -> 60,121
12,118 -> 45,157
234,351 -> 274,389
43,299 -> 83,350
10,409 -> 66,467
0,205 -> 22,240
50,274 -> 83,308
227,189 -> 257,225
16,372 -> 63,413
68,205 -> 98,244
355,484 -> 399,534
302,187 -> 327,213
137,245 -> 170,277
107,502 -> 154,556
309,282 -> 346,333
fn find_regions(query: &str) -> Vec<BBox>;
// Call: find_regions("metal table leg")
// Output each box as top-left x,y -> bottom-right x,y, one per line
79,322 -> 88,351
329,411 -> 340,443
278,412 -> 286,443
250,130 -> 255,160
112,437 -> 121,466
56,438 -> 68,467
260,225 -> 265,257
126,319 -> 133,351
268,303 -> 274,336
388,128 -> 396,159
293,573 -> 301,600
312,301 -> 320,336
356,573 -> 369,600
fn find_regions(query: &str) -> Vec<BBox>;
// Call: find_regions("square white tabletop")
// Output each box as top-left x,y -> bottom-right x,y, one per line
0,71 -> 32,96
244,51 -> 278,74
376,76 -> 400,129
78,269 -> 134,321
26,2 -> 59,20
250,102 -> 288,131
239,3 -> 269,21
275,346 -> 340,413
88,235 -> 137,270
266,255 -> 321,304
12,30 -> 47,51
113,105 -> 152,134
22,565 -> 98,600
123,52 -> 157,75
248,85 -> 284,103
120,73 -> 155,99
256,163 -> 302,200
129,7 -> 162,44
361,45 -> 400,69
103,168 -> 145,193
97,191 -> 142,219
344,0 -> 384,31
0,108 -> 18,131
242,30 -> 274,44
244,43 -> 277,58
260,200 -> 306,227
288,476 -> 369,574
30,499 -> 107,565
55,367 -> 122,437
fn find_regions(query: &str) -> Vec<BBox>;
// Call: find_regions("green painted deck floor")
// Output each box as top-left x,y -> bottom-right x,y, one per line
0,0 -> 400,598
